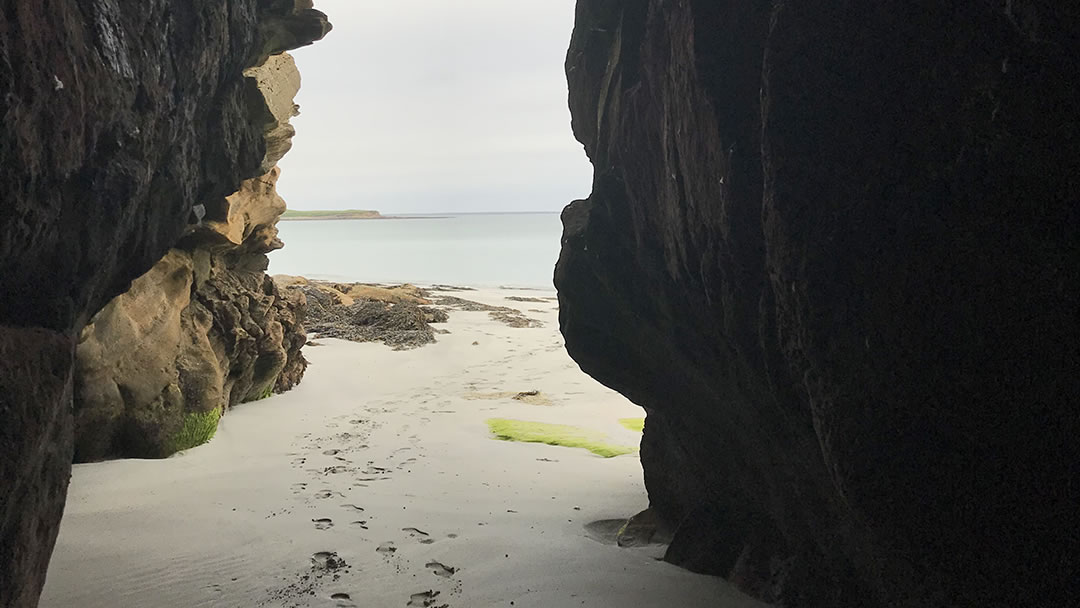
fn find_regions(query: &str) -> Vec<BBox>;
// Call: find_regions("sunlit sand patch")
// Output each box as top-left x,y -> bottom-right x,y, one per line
486,418 -> 637,458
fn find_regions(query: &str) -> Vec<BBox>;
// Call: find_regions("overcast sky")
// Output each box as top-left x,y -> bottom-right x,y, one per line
276,0 -> 592,214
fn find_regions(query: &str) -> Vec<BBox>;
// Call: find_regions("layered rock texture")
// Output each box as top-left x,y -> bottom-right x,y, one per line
556,2 -> 1078,607
74,167 -> 308,461
0,2 -> 329,605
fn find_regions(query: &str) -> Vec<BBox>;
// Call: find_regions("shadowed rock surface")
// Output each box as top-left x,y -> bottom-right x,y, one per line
0,2 -> 329,605
556,1 -> 1078,606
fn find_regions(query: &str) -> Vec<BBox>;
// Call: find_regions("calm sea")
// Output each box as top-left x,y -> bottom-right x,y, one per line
270,212 -> 564,289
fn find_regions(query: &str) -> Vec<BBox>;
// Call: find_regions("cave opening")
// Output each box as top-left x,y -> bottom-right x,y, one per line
32,2 -> 768,607
6,0 -> 1075,606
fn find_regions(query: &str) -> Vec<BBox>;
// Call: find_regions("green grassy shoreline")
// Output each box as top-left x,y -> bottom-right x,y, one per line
280,209 -> 383,220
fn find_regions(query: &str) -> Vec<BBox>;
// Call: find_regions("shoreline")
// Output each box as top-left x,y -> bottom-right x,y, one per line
278,215 -> 451,221
278,211 -> 563,222
274,275 -> 557,294
40,286 -> 768,608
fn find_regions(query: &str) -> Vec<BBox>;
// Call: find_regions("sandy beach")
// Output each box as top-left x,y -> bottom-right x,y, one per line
39,288 -> 768,608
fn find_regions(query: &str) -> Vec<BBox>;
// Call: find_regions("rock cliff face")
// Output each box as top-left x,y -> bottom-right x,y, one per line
556,2 -> 1078,607
74,167 -> 308,461
73,49 -> 308,461
0,2 -> 329,605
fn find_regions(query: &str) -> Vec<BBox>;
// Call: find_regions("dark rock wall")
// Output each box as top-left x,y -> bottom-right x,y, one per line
0,2 -> 328,606
557,1 -> 1078,606
0,330 -> 74,608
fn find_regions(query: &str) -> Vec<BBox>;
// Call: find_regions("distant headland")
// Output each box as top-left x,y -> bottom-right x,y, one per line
280,209 -> 384,221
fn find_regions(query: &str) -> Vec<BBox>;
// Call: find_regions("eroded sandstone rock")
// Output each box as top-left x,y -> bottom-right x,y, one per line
245,54 -> 304,173
557,1 -> 1078,606
73,169 -> 308,461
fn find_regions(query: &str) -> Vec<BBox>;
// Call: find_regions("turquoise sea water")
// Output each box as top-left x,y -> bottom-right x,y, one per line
269,213 -> 564,289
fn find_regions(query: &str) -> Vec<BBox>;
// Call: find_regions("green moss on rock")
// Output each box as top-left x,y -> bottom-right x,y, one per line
486,418 -> 637,458
618,417 -> 645,432
164,408 -> 222,455
249,383 -> 275,401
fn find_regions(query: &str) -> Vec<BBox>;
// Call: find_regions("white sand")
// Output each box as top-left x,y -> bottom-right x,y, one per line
40,288 -> 768,608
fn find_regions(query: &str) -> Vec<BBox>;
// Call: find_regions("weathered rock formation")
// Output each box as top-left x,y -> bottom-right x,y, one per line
0,2 -> 329,605
556,2 -> 1078,607
72,49 -> 309,461
74,167 -> 308,461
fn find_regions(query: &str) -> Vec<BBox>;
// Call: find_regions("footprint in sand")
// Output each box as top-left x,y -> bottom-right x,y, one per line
425,561 -> 457,578
323,449 -> 340,456
313,518 -> 334,530
330,592 -> 356,607
402,527 -> 429,538
311,551 -> 347,570
341,504 -> 365,513
376,542 -> 397,554
350,520 -> 369,529
407,590 -> 443,607
314,490 -> 336,499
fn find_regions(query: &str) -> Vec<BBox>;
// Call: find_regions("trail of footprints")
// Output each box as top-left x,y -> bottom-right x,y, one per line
269,309 -> 563,604
266,402 -> 462,606
374,532 -> 461,607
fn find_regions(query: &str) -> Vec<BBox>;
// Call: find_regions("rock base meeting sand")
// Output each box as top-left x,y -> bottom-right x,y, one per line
40,288 -> 768,608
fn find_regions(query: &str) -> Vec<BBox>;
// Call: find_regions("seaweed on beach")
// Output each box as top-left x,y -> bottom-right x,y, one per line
299,285 -> 439,350
486,418 -> 637,458
432,296 -> 543,327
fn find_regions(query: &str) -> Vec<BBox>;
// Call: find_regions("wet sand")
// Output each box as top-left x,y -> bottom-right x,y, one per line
40,288 -> 768,608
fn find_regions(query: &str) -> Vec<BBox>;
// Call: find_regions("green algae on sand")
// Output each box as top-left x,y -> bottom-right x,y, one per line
486,418 -> 637,458
618,417 -> 645,432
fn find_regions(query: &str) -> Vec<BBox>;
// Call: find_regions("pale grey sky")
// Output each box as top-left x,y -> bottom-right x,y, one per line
276,0 -> 591,214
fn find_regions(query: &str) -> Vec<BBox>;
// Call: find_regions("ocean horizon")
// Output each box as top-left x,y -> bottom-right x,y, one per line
270,211 -> 564,289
